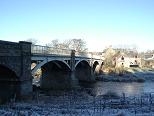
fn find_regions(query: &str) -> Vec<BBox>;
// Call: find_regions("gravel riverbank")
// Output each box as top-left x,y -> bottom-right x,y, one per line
96,68 -> 154,82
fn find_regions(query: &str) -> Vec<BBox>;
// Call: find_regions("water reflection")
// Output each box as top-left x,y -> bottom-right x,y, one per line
143,82 -> 154,93
81,82 -> 154,97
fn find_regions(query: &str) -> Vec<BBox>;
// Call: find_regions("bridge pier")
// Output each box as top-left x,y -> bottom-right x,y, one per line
19,41 -> 33,97
91,68 -> 95,81
70,69 -> 79,88
70,50 -> 79,88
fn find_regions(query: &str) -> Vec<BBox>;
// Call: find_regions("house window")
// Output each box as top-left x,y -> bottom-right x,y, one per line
121,56 -> 124,60
134,60 -> 137,64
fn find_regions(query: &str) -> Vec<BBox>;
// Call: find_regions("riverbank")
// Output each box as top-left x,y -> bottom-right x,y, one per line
1,89 -> 154,116
96,68 -> 154,82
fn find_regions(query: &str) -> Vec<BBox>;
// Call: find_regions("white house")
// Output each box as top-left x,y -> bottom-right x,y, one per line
113,52 -> 141,68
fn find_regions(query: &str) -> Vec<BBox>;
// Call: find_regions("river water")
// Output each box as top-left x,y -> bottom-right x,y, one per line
81,81 -> 154,97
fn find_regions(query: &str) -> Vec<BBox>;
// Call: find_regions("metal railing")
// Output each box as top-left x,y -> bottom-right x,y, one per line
31,45 -> 104,60
31,45 -> 72,56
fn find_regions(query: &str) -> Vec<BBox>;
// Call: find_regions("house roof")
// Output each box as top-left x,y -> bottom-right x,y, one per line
113,48 -> 138,57
112,51 -> 128,60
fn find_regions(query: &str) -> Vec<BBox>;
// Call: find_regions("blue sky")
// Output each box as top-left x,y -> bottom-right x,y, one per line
0,0 -> 154,51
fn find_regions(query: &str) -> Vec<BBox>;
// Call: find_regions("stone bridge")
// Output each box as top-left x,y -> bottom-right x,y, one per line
31,45 -> 104,89
0,40 -> 103,99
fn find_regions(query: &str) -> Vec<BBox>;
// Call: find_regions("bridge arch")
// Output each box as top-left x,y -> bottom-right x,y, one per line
93,61 -> 100,75
75,60 -> 90,69
75,60 -> 94,82
39,60 -> 72,89
32,59 -> 71,76
93,61 -> 99,70
0,64 -> 19,103
93,61 -> 104,75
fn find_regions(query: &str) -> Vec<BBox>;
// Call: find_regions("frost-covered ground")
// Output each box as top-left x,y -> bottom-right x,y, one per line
1,68 -> 154,115
1,89 -> 154,116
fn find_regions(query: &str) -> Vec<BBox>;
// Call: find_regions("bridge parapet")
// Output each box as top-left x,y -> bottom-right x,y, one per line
31,45 -> 104,61
31,45 -> 72,56
75,51 -> 104,60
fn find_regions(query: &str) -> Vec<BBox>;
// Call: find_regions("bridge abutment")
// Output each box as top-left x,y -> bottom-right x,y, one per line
70,70 -> 79,88
0,41 -> 32,101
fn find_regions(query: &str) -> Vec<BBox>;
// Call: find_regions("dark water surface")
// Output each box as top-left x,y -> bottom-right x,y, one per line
81,81 -> 154,97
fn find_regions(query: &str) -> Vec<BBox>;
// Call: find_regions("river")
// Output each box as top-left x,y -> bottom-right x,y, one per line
81,81 -> 154,97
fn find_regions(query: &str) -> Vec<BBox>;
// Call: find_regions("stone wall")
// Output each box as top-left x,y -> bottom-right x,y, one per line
0,40 -> 32,98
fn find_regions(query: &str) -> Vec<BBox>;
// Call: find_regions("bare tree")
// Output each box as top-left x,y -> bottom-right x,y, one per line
104,46 -> 116,67
47,39 -> 88,56
47,39 -> 59,48
68,39 -> 88,52
47,39 -> 87,51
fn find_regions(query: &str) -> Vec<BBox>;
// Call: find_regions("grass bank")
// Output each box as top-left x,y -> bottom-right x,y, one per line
96,67 -> 154,82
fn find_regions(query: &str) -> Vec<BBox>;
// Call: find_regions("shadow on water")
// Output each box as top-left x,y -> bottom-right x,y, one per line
80,81 -> 154,97
33,77 -> 154,98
